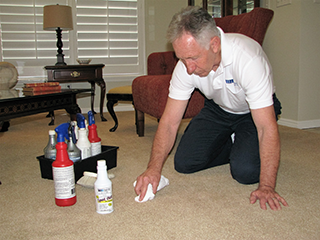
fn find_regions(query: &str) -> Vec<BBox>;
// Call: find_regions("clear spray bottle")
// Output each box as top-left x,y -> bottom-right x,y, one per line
44,130 -> 57,159
67,124 -> 81,162
76,113 -> 91,159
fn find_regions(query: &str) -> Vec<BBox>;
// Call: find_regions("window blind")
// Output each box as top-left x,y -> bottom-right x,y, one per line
0,0 -> 144,78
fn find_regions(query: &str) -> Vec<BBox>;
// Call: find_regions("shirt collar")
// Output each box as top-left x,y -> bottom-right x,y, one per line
217,27 -> 232,68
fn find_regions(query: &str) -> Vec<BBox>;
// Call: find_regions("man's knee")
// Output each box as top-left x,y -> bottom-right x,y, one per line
230,163 -> 260,184
174,156 -> 195,174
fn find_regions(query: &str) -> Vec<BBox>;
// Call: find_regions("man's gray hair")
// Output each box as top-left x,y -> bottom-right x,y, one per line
167,6 -> 220,49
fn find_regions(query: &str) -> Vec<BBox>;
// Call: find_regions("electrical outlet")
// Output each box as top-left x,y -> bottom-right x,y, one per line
277,0 -> 292,7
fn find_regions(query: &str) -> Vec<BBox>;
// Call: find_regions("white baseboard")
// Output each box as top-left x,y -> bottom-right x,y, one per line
278,118 -> 320,129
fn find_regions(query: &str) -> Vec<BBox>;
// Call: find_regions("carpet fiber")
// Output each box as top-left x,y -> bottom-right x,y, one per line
0,110 -> 319,239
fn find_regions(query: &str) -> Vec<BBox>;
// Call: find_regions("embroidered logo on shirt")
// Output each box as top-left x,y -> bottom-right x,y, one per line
225,79 -> 239,88
225,79 -> 234,84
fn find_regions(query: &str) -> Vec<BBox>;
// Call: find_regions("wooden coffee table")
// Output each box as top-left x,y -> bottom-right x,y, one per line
0,89 -> 91,126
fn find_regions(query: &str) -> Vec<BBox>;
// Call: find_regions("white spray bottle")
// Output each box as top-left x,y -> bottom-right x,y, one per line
76,113 -> 91,159
94,160 -> 113,214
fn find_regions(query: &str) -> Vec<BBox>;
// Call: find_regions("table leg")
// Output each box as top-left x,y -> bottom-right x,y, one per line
65,91 -> 82,121
0,121 -> 10,132
65,103 -> 81,122
48,111 -> 55,126
90,82 -> 96,114
97,80 -> 107,121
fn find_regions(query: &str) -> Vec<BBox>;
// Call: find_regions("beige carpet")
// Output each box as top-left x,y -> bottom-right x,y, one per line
0,110 -> 319,240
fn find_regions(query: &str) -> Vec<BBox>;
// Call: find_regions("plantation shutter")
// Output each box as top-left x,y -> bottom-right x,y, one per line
0,0 -> 70,77
76,0 -> 141,75
0,0 -> 144,78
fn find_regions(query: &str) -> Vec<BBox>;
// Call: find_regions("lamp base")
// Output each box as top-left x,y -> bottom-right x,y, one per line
55,27 -> 67,66
55,53 -> 67,66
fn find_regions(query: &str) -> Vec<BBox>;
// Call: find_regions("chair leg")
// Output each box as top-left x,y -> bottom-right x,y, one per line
135,109 -> 145,137
107,99 -> 118,132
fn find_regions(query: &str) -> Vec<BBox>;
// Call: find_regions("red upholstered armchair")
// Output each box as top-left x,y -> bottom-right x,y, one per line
132,7 -> 274,137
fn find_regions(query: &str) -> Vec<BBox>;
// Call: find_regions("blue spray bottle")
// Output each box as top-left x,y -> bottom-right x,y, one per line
76,113 -> 91,159
88,111 -> 101,156
53,123 -> 77,207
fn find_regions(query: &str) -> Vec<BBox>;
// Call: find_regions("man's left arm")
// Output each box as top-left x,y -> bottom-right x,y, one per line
250,106 -> 288,210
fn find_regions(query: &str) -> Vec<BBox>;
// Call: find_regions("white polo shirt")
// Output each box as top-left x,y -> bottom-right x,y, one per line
168,27 -> 274,114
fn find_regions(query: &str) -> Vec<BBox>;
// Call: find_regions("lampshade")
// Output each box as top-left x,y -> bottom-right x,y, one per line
43,4 -> 73,31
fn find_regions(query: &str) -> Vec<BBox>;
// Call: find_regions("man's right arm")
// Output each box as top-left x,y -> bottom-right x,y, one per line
134,97 -> 189,201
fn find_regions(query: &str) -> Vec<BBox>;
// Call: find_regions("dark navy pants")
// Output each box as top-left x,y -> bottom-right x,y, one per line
174,94 -> 281,185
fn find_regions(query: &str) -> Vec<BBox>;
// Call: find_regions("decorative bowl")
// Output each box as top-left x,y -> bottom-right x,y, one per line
76,59 -> 92,65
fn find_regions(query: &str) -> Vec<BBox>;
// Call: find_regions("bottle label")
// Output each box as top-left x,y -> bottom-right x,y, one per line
53,166 -> 76,199
81,147 -> 91,159
91,142 -> 102,156
95,187 -> 113,214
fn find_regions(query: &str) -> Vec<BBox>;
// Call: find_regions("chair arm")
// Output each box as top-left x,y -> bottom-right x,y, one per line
132,74 -> 205,120
184,90 -> 205,119
132,75 -> 171,119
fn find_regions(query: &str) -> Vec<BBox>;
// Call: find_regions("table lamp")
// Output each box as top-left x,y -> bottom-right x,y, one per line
43,4 -> 73,66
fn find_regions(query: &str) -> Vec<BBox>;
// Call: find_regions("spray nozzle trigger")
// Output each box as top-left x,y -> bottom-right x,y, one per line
68,123 -> 77,144
88,111 -> 95,126
76,113 -> 86,129
55,123 -> 70,143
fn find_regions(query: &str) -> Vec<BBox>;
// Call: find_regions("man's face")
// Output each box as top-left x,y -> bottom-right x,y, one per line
172,32 -> 221,77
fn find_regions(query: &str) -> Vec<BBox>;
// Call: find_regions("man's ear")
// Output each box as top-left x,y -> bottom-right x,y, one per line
210,36 -> 220,53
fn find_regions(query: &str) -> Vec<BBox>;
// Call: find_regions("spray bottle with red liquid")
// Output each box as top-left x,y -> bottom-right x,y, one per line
53,123 -> 77,207
88,111 -> 101,156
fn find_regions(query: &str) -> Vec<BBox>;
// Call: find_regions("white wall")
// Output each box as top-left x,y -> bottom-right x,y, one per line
144,0 -> 187,56
262,0 -> 320,128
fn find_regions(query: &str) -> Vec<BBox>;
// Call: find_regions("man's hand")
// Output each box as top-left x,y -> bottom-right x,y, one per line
134,168 -> 161,202
134,98 -> 187,202
250,185 -> 288,210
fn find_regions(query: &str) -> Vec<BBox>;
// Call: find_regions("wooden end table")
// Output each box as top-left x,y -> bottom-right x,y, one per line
45,64 -> 107,121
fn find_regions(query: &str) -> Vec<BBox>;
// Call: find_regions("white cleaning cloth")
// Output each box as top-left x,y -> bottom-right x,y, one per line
133,175 -> 169,203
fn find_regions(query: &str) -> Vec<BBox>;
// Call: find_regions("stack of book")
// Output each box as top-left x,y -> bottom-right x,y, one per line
23,82 -> 61,96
